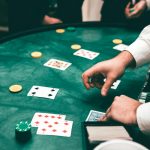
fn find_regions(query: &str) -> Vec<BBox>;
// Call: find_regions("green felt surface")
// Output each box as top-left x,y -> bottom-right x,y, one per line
0,25 -> 149,150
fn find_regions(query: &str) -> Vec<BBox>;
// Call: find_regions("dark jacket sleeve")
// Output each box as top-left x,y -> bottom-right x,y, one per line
8,0 -> 49,32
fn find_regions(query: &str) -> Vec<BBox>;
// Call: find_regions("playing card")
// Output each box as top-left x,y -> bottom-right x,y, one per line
111,80 -> 121,89
86,110 -> 105,121
27,86 -> 59,100
37,120 -> 73,137
73,49 -> 99,60
113,44 -> 128,51
103,79 -> 121,89
31,112 -> 66,127
44,59 -> 72,70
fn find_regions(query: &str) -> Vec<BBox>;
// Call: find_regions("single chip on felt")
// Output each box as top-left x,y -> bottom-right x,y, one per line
56,29 -> 65,33
71,44 -> 81,50
67,27 -> 76,32
31,51 -> 42,58
129,8 -> 135,13
15,121 -> 31,142
112,39 -> 123,44
9,84 -> 22,93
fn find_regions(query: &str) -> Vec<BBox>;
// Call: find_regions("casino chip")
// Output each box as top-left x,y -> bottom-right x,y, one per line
71,44 -> 81,50
15,121 -> 31,142
31,51 -> 42,58
67,27 -> 76,32
113,39 -> 123,44
9,84 -> 22,93
129,8 -> 134,13
91,74 -> 105,89
56,29 -> 65,33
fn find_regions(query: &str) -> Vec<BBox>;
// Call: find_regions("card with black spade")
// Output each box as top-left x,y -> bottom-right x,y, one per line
27,86 -> 59,100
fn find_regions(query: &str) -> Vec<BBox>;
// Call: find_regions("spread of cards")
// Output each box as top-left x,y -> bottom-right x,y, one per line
11,27 -> 124,142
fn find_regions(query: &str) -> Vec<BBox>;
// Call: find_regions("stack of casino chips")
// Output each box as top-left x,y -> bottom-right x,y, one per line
138,68 -> 150,103
15,121 -> 31,142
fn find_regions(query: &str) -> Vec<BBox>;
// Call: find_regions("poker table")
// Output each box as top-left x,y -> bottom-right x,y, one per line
0,22 -> 149,150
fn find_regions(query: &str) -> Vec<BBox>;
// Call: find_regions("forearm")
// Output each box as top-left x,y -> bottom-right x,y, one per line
114,51 -> 136,69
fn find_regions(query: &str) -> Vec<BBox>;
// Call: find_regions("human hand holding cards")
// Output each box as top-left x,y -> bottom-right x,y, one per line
84,110 -> 133,147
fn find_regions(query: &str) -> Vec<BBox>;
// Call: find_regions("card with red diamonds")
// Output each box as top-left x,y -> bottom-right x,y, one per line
31,112 -> 66,127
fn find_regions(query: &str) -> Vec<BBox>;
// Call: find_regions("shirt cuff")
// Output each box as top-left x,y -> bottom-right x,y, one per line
145,0 -> 150,10
136,102 -> 150,135
126,38 -> 150,67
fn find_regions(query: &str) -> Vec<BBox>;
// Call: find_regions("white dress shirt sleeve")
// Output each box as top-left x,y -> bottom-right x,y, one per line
146,0 -> 150,10
126,25 -> 150,67
136,102 -> 150,135
126,25 -> 150,135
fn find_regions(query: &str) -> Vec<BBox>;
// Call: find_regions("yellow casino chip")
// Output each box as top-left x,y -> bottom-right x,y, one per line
71,44 -> 81,50
113,39 -> 123,44
9,84 -> 22,93
56,29 -> 65,33
31,51 -> 42,58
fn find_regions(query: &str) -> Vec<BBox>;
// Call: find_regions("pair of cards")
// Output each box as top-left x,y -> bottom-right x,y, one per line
86,110 -> 105,122
27,86 -> 59,100
31,112 -> 73,137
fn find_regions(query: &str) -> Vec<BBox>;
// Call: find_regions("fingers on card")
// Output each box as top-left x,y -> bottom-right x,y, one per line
44,59 -> 72,70
113,44 -> 128,51
73,49 -> 99,60
37,120 -> 73,137
86,110 -> 105,121
31,112 -> 66,127
27,86 -> 59,100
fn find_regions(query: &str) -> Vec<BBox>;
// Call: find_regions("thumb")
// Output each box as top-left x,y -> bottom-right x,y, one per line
126,2 -> 131,9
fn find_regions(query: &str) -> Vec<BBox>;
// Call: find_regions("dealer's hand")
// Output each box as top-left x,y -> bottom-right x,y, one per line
82,51 -> 134,96
100,95 -> 142,125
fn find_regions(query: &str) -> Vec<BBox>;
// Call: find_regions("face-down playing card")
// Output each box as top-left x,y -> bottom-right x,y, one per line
44,59 -> 72,70
27,86 -> 59,100
86,110 -> 105,122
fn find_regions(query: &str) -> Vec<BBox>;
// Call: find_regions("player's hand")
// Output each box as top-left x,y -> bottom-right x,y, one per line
100,95 -> 142,125
125,0 -> 147,19
82,58 -> 125,96
82,51 -> 135,96
43,15 -> 62,25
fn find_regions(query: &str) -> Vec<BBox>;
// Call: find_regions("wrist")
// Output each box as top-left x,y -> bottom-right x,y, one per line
114,51 -> 136,69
